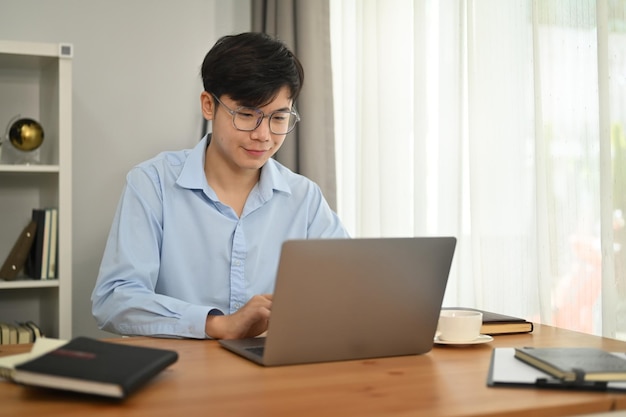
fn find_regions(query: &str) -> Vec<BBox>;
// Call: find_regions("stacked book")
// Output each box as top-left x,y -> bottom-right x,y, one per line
0,322 -> 42,345
0,207 -> 58,280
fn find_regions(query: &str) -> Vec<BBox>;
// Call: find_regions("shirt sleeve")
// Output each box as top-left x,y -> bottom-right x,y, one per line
305,183 -> 351,239
91,166 -> 213,339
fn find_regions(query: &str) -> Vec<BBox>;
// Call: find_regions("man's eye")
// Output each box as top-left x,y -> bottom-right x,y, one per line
237,112 -> 257,119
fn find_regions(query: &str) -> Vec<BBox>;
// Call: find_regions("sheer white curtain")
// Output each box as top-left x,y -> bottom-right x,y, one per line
331,0 -> 626,338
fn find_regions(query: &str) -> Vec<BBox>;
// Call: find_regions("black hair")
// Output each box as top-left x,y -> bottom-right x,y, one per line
201,32 -> 304,107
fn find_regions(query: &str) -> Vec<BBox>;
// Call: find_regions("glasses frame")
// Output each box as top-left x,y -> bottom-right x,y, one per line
211,93 -> 301,135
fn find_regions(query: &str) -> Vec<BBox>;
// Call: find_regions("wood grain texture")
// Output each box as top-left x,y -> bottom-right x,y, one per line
1,324 -> 625,417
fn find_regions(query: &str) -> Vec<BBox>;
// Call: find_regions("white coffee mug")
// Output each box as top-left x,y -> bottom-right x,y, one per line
437,309 -> 483,342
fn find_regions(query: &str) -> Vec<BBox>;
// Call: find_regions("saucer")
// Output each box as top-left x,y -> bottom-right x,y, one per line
433,334 -> 494,345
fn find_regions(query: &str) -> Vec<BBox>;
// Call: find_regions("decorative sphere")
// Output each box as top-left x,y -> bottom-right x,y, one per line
8,118 -> 44,151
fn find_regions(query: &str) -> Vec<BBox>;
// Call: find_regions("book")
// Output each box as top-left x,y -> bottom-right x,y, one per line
443,307 -> 533,335
24,208 -> 58,280
10,337 -> 178,398
25,209 -> 47,279
0,322 -> 42,345
15,325 -> 31,344
6,324 -> 18,344
514,347 -> 626,383
46,208 -> 58,279
488,347 -> 626,391
22,321 -> 43,340
0,323 -> 10,345
0,220 -> 37,280
40,208 -> 51,279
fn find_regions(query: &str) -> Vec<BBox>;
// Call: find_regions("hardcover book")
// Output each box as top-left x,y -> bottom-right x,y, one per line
443,307 -> 533,335
39,208 -> 51,279
0,322 -> 41,345
514,347 -> 626,382
24,208 -> 59,280
11,337 -> 178,398
0,323 -> 11,345
46,208 -> 58,278
25,209 -> 47,279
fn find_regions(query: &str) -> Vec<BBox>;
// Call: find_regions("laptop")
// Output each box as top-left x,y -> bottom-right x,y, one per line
219,237 -> 456,366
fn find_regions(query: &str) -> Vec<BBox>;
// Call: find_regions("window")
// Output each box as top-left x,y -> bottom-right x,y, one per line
331,0 -> 626,338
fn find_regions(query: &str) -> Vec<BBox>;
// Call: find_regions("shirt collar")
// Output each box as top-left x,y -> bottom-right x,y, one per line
176,134 -> 292,198
176,135 -> 209,191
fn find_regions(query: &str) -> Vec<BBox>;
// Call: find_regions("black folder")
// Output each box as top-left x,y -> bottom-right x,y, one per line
487,347 -> 626,392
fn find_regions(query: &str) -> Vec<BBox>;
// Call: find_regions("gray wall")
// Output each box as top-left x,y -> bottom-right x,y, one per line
0,0 -> 251,338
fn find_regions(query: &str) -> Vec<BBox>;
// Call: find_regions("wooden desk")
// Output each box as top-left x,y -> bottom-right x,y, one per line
1,324 -> 626,417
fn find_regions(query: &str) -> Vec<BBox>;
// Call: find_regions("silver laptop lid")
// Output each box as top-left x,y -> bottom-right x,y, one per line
260,237 -> 456,366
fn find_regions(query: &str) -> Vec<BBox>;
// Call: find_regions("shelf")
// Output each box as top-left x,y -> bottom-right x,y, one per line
0,279 -> 59,290
0,164 -> 59,173
0,39 -> 72,340
0,40 -> 60,59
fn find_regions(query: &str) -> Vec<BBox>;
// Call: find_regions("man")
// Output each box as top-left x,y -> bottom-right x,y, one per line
91,32 -> 348,340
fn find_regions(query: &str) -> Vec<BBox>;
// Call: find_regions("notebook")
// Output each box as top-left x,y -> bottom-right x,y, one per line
9,337 -> 178,398
219,237 -> 457,366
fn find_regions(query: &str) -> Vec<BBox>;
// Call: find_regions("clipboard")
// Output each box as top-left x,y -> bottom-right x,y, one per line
487,348 -> 626,392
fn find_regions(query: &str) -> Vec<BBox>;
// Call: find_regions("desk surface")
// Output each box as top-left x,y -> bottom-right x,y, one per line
1,324 -> 626,417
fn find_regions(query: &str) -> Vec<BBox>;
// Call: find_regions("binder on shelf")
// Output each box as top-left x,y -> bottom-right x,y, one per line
0,220 -> 37,280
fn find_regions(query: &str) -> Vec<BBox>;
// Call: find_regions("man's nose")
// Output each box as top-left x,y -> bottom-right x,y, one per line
251,116 -> 272,140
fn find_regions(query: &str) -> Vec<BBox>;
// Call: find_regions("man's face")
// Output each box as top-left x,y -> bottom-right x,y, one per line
202,86 -> 294,174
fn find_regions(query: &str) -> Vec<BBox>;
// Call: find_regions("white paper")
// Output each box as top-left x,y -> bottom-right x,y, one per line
0,338 -> 67,379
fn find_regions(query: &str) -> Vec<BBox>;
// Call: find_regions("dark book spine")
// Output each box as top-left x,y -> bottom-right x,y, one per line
25,209 -> 47,279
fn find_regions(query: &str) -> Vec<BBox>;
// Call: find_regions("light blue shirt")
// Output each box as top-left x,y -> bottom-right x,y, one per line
91,135 -> 348,339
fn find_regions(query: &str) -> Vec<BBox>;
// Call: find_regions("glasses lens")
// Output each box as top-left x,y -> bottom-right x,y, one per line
232,107 -> 299,134
233,108 -> 263,131
270,112 -> 298,134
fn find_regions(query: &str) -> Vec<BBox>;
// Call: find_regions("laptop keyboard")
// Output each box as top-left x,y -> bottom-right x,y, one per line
245,346 -> 265,357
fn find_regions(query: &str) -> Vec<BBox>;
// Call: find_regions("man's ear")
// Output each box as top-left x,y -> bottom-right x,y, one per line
200,91 -> 215,120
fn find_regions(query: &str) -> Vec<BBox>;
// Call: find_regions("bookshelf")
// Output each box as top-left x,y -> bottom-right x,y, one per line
0,40 -> 72,339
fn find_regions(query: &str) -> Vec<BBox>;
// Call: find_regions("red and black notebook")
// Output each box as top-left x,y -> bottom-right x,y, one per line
11,337 -> 178,398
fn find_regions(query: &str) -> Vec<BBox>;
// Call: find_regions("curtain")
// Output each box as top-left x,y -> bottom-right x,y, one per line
251,0 -> 339,210
331,0 -> 626,338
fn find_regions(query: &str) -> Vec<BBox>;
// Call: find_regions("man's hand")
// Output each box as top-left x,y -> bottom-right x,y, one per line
205,294 -> 273,339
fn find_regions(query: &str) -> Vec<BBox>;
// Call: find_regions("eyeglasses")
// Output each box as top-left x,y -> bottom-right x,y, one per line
211,93 -> 300,135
